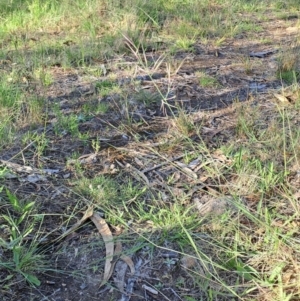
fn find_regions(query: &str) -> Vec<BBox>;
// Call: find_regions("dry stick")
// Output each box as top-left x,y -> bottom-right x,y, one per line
115,160 -> 150,186
142,145 -> 208,182
143,280 -> 172,301
141,154 -> 186,173
115,160 -> 161,199
142,148 -> 197,179
0,159 -> 59,175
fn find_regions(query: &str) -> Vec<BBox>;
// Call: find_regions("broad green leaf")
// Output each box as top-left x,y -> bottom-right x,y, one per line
25,274 -> 41,286
23,201 -> 35,212
13,246 -> 21,266
268,262 -> 285,283
6,189 -> 21,212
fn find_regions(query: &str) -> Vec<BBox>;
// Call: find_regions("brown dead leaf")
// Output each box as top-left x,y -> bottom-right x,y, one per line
142,284 -> 158,295
212,149 -> 228,163
181,255 -> 197,269
201,126 -> 222,137
187,157 -> 202,170
67,153 -> 97,165
175,162 -> 198,179
114,260 -> 128,293
115,241 -> 135,274
90,212 -> 114,287
273,93 -> 291,104
114,241 -> 135,293
193,196 -> 230,216
120,254 -> 135,275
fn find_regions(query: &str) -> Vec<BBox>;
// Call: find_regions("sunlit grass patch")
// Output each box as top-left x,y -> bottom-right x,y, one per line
33,67 -> 53,87
0,77 -> 44,145
133,89 -> 162,105
195,71 -> 220,88
0,79 -> 22,109
95,79 -> 120,97
82,101 -> 109,115
277,40 -> 300,84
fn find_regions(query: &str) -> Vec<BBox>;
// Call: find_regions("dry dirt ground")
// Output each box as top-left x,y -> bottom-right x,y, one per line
1,16 -> 300,301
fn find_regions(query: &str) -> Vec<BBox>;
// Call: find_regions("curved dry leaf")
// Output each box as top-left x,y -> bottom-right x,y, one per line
193,196 -> 230,216
187,157 -> 202,170
119,258 -> 143,301
114,242 -> 135,293
114,261 -> 128,293
90,212 -> 114,287
120,255 -> 135,275
142,285 -> 158,295
175,162 -> 198,179
26,174 -> 47,183
212,150 -> 228,162
249,50 -> 277,58
181,255 -> 197,269
273,93 -> 290,104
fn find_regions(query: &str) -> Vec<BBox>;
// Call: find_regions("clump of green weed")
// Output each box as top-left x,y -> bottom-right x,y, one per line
95,79 -> 120,97
174,109 -> 195,136
277,40 -> 300,84
134,89 -> 161,105
0,79 -> 43,145
52,104 -> 80,137
34,67 -> 53,87
21,131 -> 49,160
278,70 -> 300,85
195,71 -> 220,88
82,102 -> 109,115
0,185 -> 48,287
